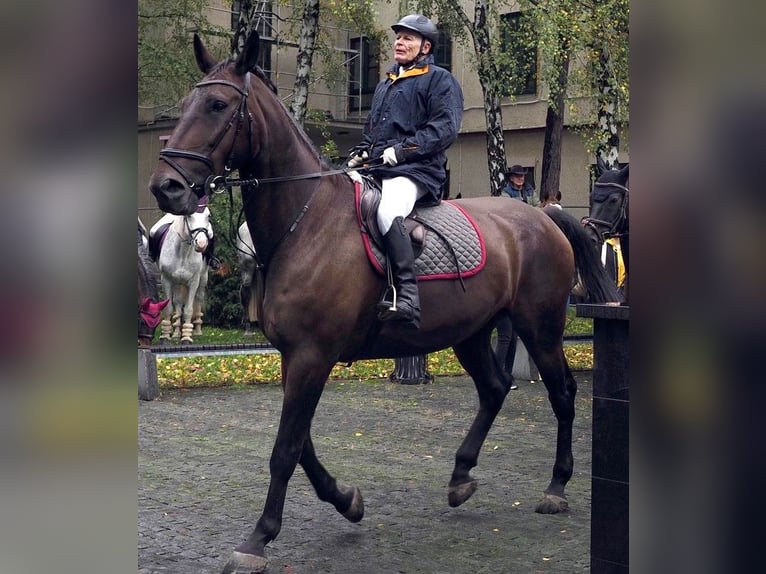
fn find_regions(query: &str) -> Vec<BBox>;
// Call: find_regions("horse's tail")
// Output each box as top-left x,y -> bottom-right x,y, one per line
543,206 -> 621,304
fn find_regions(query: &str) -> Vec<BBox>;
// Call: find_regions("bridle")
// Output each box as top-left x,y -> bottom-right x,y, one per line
180,206 -> 212,249
159,73 -> 254,198
155,66 -> 380,269
157,69 -> 369,198
581,181 -> 629,242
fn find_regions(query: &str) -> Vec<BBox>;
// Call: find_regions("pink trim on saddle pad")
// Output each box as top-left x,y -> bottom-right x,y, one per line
354,182 -> 487,280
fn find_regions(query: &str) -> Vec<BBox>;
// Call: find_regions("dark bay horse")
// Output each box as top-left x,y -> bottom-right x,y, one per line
149,32 -> 620,574
138,217 -> 168,347
583,159 -> 629,302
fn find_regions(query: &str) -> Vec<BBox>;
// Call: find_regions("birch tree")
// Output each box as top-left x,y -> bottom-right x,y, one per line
418,0 -> 509,195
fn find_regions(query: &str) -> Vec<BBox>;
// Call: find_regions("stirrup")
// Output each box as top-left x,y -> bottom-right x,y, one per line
378,283 -> 397,312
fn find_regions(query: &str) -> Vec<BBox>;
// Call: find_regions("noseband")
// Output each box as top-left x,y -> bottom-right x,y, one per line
159,73 -> 253,198
581,181 -> 629,241
180,206 -> 212,248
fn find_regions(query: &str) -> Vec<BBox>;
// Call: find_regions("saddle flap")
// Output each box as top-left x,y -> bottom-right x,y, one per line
353,179 -> 485,280
357,177 -> 425,255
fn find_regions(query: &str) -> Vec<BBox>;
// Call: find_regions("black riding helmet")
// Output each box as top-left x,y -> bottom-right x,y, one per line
391,14 -> 439,51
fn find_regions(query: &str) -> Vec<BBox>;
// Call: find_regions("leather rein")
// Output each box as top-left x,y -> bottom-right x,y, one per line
158,71 -> 379,199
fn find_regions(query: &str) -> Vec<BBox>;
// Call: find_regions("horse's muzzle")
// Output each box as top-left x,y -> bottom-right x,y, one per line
149,174 -> 199,216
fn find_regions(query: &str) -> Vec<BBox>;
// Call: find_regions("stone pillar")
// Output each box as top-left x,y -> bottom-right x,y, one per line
576,303 -> 629,573
138,348 -> 160,401
390,355 -> 433,385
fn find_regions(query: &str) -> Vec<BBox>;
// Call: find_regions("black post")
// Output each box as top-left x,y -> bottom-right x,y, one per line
390,355 -> 433,385
576,303 -> 629,573
138,348 -> 160,401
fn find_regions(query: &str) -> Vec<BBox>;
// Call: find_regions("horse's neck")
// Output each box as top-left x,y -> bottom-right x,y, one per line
171,216 -> 188,239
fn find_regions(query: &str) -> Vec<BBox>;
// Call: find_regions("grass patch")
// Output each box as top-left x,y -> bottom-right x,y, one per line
156,305 -> 593,389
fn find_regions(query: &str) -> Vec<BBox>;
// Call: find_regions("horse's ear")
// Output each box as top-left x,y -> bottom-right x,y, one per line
596,155 -> 607,176
619,163 -> 629,182
235,30 -> 261,74
193,33 -> 218,74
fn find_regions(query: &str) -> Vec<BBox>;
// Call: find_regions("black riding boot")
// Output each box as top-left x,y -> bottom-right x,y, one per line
377,217 -> 420,329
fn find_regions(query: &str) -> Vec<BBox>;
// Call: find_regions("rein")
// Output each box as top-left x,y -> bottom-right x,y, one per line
206,158 -> 385,194
158,67 -> 386,269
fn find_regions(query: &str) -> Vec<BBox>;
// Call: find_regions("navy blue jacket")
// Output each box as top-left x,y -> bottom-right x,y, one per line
360,54 -> 464,202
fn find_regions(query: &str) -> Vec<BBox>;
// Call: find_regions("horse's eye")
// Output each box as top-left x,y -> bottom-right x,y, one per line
211,100 -> 228,112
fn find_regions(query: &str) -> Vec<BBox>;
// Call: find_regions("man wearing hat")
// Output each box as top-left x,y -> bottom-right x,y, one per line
502,164 -> 535,203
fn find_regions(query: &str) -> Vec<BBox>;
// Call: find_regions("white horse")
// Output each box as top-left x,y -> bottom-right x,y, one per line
149,205 -> 213,343
236,221 -> 259,336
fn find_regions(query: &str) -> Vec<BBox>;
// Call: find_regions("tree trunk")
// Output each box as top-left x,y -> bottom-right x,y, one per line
540,42 -> 570,205
470,0 -> 507,196
290,0 -> 320,125
231,0 -> 255,58
595,44 -> 620,169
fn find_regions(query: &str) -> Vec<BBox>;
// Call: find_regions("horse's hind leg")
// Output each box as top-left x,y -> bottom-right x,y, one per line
521,330 -> 577,514
300,434 -> 364,521
448,326 -> 512,507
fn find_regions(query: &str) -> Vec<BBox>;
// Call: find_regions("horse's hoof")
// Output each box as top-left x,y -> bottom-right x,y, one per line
221,551 -> 268,574
535,493 -> 569,514
341,485 -> 364,522
180,337 -> 193,344
448,479 -> 478,507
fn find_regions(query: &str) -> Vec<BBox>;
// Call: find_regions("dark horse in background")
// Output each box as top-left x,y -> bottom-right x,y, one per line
138,217 -> 168,347
583,158 -> 629,303
149,32 -> 620,574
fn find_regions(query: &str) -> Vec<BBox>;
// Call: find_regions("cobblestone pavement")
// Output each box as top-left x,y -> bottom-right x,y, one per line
139,372 -> 594,574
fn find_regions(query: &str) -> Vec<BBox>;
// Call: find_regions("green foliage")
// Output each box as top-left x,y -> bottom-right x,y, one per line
157,342 -> 593,388
138,0 -> 231,116
203,189 -> 250,329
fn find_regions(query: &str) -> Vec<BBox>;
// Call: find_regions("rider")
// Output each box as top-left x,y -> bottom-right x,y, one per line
347,14 -> 464,329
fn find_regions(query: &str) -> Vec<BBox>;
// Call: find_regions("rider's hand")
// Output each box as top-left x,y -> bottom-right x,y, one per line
381,146 -> 399,166
347,150 -> 368,168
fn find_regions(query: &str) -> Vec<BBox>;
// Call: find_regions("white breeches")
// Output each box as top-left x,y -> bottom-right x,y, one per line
377,177 -> 428,235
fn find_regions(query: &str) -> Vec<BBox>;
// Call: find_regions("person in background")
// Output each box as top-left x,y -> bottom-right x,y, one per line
495,162 -> 538,389
347,14 -> 464,329
502,165 -> 536,204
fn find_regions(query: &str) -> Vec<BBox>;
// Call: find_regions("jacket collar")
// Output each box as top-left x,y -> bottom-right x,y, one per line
386,54 -> 434,82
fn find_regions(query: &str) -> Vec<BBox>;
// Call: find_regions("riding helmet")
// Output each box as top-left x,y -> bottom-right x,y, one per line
391,14 -> 439,47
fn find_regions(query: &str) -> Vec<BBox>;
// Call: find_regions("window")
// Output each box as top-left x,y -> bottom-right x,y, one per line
433,29 -> 453,72
348,37 -> 379,113
231,1 -> 273,76
499,12 -> 537,97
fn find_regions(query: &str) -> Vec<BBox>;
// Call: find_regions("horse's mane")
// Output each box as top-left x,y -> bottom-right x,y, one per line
242,63 -> 334,171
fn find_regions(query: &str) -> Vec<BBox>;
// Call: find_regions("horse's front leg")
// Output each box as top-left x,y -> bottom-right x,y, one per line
180,280 -> 199,343
159,278 -> 174,343
222,354 -> 334,574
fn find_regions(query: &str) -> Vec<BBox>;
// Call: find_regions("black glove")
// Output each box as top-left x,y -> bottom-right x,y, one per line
347,143 -> 370,168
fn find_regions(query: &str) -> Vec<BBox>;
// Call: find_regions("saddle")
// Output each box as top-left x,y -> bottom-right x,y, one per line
354,177 -> 486,282
147,223 -> 170,262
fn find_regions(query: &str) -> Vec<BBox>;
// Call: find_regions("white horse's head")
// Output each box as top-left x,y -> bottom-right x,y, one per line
184,206 -> 213,253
